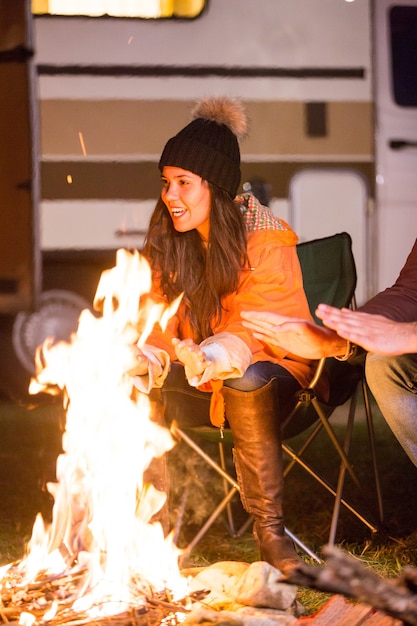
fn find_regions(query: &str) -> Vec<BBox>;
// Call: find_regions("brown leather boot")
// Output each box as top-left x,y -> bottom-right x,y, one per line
222,379 -> 304,578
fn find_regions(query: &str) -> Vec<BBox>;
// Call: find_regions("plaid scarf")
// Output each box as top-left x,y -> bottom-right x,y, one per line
235,192 -> 289,233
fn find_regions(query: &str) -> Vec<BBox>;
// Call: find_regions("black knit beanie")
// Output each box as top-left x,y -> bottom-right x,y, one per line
159,97 -> 248,198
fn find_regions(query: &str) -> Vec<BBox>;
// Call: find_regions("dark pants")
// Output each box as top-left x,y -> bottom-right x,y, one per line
161,361 -> 301,431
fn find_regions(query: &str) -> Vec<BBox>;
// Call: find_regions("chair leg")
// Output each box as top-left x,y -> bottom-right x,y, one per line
311,397 -> 362,490
284,394 -> 362,489
328,380 -> 385,544
171,422 -> 321,562
283,385 -> 382,544
284,386 -> 383,544
284,419 -> 324,477
284,528 -> 322,563
328,388 -> 358,546
362,379 -> 384,525
283,440 -> 379,535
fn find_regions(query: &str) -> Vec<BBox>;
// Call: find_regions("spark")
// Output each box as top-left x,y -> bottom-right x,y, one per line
78,131 -> 87,156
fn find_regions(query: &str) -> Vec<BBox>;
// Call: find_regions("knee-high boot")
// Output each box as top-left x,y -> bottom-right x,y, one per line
222,379 -> 303,577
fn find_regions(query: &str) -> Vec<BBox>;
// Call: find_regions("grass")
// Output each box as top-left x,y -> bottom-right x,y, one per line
1,392 -> 416,616
0,397 -> 64,562
168,396 -> 417,613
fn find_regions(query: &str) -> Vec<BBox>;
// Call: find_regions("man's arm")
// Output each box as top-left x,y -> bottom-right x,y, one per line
359,239 -> 417,322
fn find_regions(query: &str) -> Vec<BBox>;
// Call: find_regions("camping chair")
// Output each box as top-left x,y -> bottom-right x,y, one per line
169,232 -> 384,556
281,232 -> 384,545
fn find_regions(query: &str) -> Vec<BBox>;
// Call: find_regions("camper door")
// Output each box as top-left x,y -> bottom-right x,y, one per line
373,0 -> 417,292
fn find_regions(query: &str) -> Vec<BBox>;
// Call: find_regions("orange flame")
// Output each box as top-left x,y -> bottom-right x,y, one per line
18,249 -> 186,617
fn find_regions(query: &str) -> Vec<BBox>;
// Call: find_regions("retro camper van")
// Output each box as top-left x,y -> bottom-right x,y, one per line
0,0 -> 416,394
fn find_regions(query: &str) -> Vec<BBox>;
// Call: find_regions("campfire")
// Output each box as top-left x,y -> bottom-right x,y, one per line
6,247 -> 412,625
0,249 -> 313,626
6,245 -> 417,626
0,249 -> 190,626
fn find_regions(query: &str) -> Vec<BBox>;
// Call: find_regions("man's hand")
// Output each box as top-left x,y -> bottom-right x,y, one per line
317,304 -> 417,355
241,310 -> 346,359
172,338 -> 209,377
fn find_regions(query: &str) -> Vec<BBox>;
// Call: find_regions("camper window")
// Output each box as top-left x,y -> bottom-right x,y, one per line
390,5 -> 417,107
31,0 -> 206,19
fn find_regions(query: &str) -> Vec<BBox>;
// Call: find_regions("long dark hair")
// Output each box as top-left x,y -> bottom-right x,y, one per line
142,184 -> 249,342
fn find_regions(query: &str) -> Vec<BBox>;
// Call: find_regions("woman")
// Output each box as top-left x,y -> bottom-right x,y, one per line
132,96 -> 319,576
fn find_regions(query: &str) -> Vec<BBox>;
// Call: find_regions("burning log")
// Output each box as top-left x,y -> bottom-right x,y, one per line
288,545 -> 417,625
0,559 -> 302,626
0,557 -> 199,626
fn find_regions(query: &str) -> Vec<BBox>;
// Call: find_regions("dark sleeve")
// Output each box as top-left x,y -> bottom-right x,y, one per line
359,239 -> 417,322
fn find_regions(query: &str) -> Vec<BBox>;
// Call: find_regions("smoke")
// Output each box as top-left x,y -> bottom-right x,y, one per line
167,437 -> 246,549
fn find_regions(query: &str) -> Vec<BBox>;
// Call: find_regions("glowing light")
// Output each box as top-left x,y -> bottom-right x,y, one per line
78,131 -> 87,156
33,0 -> 205,17
4,249 -> 187,621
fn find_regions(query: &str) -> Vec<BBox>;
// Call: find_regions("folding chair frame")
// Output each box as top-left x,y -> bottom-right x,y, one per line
281,364 -> 384,546
171,421 -> 322,563
277,232 -> 385,545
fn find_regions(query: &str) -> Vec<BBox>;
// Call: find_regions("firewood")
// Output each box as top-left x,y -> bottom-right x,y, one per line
287,545 -> 417,625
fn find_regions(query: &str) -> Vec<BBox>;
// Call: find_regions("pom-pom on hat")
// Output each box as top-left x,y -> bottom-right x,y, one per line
159,97 -> 248,198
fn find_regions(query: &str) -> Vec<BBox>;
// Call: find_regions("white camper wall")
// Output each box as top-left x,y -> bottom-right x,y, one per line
372,0 -> 417,292
34,0 -> 373,276
35,0 -> 370,87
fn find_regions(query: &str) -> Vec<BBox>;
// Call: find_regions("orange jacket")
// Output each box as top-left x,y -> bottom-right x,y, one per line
137,194 -> 321,425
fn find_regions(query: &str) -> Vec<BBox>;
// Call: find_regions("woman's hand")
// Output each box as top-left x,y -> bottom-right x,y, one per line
129,346 -> 149,376
172,338 -> 208,377
241,310 -> 346,359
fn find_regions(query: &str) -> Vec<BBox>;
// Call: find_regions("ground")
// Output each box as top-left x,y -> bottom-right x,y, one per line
0,391 -> 416,619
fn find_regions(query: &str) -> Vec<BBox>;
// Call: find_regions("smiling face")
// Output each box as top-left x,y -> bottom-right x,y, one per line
161,166 -> 211,242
